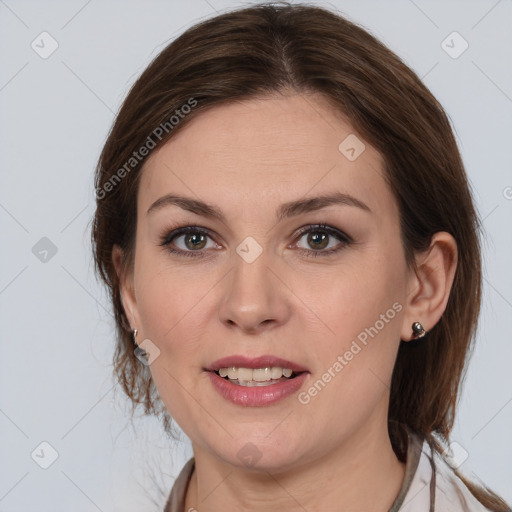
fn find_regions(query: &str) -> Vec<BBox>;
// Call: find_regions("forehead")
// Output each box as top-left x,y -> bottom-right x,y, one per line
139,93 -> 393,221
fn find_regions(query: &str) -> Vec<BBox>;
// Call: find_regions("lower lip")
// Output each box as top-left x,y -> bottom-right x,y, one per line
206,371 -> 309,407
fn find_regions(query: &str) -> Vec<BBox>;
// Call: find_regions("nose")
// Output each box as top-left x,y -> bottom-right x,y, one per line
217,249 -> 292,335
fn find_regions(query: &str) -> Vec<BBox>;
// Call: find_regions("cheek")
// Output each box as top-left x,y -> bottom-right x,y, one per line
134,248 -> 215,347
133,262 -> 212,427
289,249 -> 404,345
292,249 -> 405,407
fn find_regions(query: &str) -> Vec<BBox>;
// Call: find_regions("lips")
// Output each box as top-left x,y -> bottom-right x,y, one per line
205,354 -> 309,373
204,354 -> 309,406
206,369 -> 309,406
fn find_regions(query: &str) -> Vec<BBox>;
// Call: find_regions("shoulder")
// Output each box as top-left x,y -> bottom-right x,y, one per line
163,457 -> 195,512
431,445 -> 509,512
401,433 -> 507,512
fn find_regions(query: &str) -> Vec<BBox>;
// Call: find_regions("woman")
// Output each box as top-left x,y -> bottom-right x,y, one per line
91,3 -> 511,511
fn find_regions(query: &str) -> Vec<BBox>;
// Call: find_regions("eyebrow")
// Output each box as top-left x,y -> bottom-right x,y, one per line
146,191 -> 372,222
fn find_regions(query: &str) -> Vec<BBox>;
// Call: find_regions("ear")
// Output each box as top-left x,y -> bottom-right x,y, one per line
112,244 -> 141,337
400,232 -> 458,342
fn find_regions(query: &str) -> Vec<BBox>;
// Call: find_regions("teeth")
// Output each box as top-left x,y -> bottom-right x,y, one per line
238,367 -> 253,381
271,366 -> 282,379
216,366 -> 296,383
253,368 -> 271,381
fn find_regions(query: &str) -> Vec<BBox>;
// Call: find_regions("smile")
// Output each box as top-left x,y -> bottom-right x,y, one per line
216,366 -> 296,385
205,354 -> 309,406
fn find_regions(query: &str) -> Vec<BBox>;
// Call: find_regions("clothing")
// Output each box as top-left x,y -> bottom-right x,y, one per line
163,428 -> 500,511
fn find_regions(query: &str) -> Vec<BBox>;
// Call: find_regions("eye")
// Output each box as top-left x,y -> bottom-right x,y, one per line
292,223 -> 352,258
159,223 -> 352,259
159,226 -> 219,258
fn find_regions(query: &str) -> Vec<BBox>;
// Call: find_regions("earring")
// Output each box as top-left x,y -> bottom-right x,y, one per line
411,322 -> 426,339
132,328 -> 149,364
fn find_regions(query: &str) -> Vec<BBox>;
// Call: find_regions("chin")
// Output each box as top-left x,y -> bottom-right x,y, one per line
214,433 -> 307,473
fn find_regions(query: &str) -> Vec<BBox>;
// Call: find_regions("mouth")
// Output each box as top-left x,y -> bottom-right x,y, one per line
204,355 -> 309,404
213,367 -> 304,387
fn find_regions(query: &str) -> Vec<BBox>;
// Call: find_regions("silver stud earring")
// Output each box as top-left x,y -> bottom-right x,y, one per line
411,322 -> 426,339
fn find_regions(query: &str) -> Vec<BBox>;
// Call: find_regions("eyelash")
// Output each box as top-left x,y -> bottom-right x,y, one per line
158,223 -> 353,259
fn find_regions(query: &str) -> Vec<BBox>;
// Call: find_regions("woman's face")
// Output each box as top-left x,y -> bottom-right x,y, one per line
120,92 -> 414,471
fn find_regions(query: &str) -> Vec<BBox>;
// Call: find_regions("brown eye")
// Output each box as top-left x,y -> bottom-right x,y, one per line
294,224 -> 352,258
159,226 -> 217,258
305,231 -> 329,250
183,232 -> 207,250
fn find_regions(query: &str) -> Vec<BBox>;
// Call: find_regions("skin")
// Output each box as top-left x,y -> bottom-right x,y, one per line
113,91 -> 457,511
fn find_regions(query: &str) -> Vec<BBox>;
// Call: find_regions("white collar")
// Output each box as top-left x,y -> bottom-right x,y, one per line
398,434 -> 493,511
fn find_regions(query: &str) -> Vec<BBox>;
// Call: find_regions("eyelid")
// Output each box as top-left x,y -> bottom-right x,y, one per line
159,225 -> 212,245
158,225 -> 221,257
159,223 -> 352,258
292,223 -> 352,243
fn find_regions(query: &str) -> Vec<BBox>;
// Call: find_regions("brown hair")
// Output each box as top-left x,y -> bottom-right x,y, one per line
90,2 -> 510,509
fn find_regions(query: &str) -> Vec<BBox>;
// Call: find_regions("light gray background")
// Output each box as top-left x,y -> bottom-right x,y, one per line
1,0 -> 511,510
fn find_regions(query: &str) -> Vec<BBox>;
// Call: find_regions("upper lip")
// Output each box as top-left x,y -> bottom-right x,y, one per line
206,355 -> 308,373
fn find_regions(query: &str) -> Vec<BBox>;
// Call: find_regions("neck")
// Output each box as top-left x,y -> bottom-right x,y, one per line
184,419 -> 406,512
